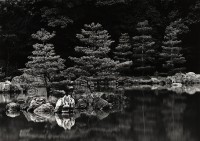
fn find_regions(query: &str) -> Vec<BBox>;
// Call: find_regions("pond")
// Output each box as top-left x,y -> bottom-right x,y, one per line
0,85 -> 200,141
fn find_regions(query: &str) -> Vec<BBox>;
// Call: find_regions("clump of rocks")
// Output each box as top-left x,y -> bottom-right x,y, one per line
5,92 -> 125,118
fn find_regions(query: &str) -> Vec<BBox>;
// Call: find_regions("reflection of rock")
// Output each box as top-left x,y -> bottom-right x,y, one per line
6,102 -> 20,112
34,103 -> 54,115
0,94 -> 12,104
55,95 -> 75,113
172,83 -> 182,87
6,111 -> 20,118
55,114 -> 75,130
23,111 -> 48,122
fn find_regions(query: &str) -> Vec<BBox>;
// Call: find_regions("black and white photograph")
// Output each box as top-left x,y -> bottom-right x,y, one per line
0,0 -> 200,141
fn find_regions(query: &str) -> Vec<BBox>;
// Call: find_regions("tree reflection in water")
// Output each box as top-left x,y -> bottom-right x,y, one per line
1,85 -> 200,141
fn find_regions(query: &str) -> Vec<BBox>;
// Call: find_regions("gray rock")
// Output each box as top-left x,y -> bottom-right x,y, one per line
6,102 -> 20,112
76,99 -> 88,109
55,95 -> 75,113
28,97 -> 47,111
93,97 -> 111,110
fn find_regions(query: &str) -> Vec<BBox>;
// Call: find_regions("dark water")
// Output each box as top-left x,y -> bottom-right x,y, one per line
1,87 -> 200,141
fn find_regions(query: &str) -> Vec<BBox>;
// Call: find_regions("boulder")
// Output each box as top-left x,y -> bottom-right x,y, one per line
93,97 -> 111,110
0,81 -> 11,91
48,96 -> 58,106
185,72 -> 200,83
34,103 -> 54,115
101,93 -> 122,105
27,97 -> 47,112
151,77 -> 160,84
10,83 -> 23,92
27,87 -> 47,97
55,95 -> 75,113
76,99 -> 88,109
6,102 -> 20,112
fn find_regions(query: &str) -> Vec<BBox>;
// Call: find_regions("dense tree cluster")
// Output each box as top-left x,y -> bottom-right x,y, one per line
0,0 -> 199,79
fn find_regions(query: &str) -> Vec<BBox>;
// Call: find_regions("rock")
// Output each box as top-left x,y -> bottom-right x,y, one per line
6,102 -> 20,112
27,87 -> 38,95
55,95 -> 75,113
48,96 -> 58,106
96,110 -> 110,120
101,93 -> 122,105
76,99 -> 88,109
185,72 -> 200,83
10,83 -> 23,92
34,103 -> 54,115
27,87 -> 47,97
0,81 -> 11,91
93,97 -> 111,110
27,97 -> 47,112
151,77 -> 160,84
51,89 -> 66,95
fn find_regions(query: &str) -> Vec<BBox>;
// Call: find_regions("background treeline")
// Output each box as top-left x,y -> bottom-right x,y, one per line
0,0 -> 200,77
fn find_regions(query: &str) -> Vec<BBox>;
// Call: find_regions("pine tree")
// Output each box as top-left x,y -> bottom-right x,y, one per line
132,20 -> 156,75
24,28 -> 67,93
160,19 -> 187,75
114,33 -> 132,62
67,23 -> 119,79
114,33 -> 133,74
75,23 -> 113,57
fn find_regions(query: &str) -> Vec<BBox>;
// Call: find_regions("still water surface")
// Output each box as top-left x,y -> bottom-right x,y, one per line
0,86 -> 200,141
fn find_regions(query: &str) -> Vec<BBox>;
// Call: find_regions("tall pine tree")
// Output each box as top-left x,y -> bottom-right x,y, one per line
114,33 -> 132,62
132,20 -> 156,75
114,33 -> 132,74
67,23 -> 119,79
160,19 -> 187,75
24,28 -> 67,93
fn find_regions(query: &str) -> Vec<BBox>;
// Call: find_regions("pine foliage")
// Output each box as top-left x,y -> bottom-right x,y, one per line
160,19 -> 187,75
68,23 -> 119,79
24,28 -> 67,92
114,33 -> 133,74
114,33 -> 132,62
132,20 -> 156,75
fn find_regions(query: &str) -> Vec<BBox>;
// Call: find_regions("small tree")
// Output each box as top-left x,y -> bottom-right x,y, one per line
160,19 -> 187,75
114,33 -> 132,74
67,23 -> 119,79
132,20 -> 156,75
24,29 -> 67,93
